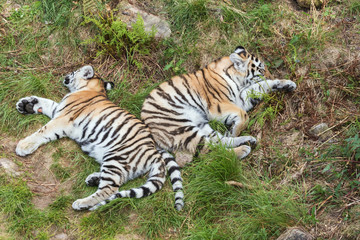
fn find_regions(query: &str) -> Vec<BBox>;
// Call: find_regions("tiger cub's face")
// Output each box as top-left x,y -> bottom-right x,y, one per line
229,46 -> 273,85
63,65 -> 114,93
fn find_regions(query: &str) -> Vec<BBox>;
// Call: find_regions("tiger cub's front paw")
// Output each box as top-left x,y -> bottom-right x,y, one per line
272,80 -> 297,92
16,96 -> 42,114
72,198 -> 91,210
16,138 -> 39,156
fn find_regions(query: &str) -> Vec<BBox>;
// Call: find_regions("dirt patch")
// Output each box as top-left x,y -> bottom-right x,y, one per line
0,135 -> 74,209
1,0 -> 21,18
0,214 -> 12,240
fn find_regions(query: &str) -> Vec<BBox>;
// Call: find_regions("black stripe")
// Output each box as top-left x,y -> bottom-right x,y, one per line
147,102 -> 182,116
171,177 -> 183,185
130,189 -> 136,198
141,186 -> 150,196
78,110 -> 95,126
164,157 -> 175,164
209,68 -> 236,99
201,69 -> 222,102
168,80 -> 188,104
183,130 -> 199,148
58,95 -> 102,113
150,180 -> 161,190
180,75 -> 207,113
175,197 -> 183,201
110,115 -> 135,138
144,115 -> 191,123
168,166 -> 180,176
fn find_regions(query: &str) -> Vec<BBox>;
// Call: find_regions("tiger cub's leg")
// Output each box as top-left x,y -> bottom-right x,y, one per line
16,96 -> 58,119
210,102 -> 250,137
85,172 -> 101,186
72,168 -> 122,210
241,79 -> 297,111
82,159 -> 167,211
16,118 -> 69,156
198,123 -> 256,159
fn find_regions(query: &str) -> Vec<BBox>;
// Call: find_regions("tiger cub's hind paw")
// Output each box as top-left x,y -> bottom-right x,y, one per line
72,198 -> 91,210
233,145 -> 251,159
85,172 -> 101,186
16,96 -> 41,114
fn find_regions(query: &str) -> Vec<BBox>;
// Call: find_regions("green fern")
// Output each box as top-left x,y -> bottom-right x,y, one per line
83,11 -> 156,67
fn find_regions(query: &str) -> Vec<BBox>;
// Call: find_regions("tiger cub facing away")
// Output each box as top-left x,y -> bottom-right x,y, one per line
15,66 -> 184,210
141,46 -> 297,164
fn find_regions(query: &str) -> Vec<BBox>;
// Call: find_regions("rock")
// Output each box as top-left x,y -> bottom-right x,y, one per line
175,151 -> 193,167
0,158 -> 21,176
309,123 -> 333,142
277,227 -> 314,240
296,0 -> 323,9
51,233 -> 68,240
1,1 -> 21,18
118,4 -> 171,39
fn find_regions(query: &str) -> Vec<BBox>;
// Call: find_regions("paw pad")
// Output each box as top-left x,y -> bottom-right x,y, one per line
16,97 -> 39,114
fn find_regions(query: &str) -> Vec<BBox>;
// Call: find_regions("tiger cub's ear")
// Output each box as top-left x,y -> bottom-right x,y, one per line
230,53 -> 247,71
104,82 -> 115,91
81,65 -> 95,79
234,46 -> 245,54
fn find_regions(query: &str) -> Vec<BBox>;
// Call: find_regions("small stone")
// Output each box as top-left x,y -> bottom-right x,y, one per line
277,227 -> 314,240
118,4 -> 171,39
296,0 -> 323,9
1,1 -> 21,18
175,151 -> 193,167
51,233 -> 68,240
309,123 -> 333,142
0,158 -> 21,176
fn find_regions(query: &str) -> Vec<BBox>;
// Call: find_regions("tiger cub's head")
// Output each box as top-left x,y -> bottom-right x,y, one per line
63,65 -> 114,93
229,46 -> 273,84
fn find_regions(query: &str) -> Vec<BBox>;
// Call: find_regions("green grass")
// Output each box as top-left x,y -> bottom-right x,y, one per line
76,146 -> 310,239
0,175 -> 70,239
1,0 -> 360,239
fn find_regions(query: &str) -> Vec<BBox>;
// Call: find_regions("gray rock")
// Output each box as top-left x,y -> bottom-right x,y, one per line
51,233 -> 68,240
118,4 -> 171,39
309,123 -> 333,142
0,158 -> 21,176
277,227 -> 313,240
296,0 -> 323,9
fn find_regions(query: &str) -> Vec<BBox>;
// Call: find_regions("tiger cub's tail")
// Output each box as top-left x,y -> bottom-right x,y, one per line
159,149 -> 184,211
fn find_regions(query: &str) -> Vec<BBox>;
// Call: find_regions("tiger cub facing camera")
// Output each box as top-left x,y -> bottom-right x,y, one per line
15,66 -> 184,211
141,46 -> 297,164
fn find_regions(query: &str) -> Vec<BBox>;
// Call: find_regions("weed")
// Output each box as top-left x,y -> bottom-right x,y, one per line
164,0 -> 210,33
248,91 -> 285,129
82,11 -> 156,67
311,132 -> 360,205
40,0 -> 75,26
